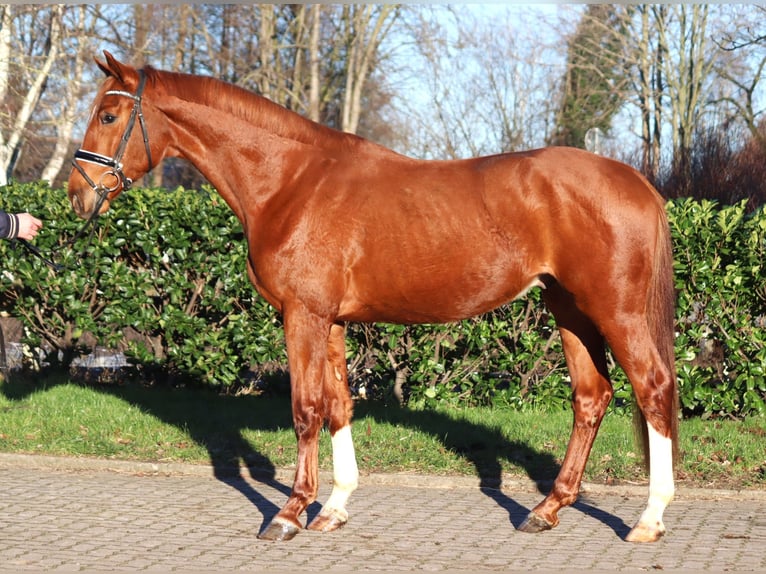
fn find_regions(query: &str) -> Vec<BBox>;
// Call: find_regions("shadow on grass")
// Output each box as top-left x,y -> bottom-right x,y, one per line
0,367 -> 627,539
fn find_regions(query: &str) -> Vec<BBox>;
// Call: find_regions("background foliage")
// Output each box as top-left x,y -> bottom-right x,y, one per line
0,181 -> 763,419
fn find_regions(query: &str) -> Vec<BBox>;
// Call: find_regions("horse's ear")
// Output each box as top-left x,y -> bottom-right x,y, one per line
94,50 -> 139,90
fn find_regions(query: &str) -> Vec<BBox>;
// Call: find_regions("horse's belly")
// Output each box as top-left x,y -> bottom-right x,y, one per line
338,269 -> 545,324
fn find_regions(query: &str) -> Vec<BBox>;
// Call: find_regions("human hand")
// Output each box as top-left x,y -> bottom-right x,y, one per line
15,213 -> 43,241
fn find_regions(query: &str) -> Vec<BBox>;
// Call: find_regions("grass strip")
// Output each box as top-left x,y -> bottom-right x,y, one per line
0,373 -> 763,490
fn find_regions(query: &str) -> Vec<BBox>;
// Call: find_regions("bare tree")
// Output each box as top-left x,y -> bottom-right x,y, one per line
253,4 -> 312,112
562,5 -> 733,185
551,4 -> 631,148
716,5 -> 766,152
390,6 -> 562,159
632,4 -> 664,180
337,5 -> 398,134
657,4 -> 718,186
5,3 -> 761,191
40,5 -> 93,184
0,5 -> 62,186
247,4 -> 399,134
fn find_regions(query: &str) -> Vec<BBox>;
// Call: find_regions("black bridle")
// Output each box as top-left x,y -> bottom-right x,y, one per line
19,69 -> 153,272
72,68 -> 153,198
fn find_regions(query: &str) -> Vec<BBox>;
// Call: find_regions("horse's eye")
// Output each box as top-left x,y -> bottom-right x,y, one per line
100,113 -> 117,125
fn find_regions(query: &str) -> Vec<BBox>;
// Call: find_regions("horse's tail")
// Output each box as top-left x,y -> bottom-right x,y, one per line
635,201 -> 679,471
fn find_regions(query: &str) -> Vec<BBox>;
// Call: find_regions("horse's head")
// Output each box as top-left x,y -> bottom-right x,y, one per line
68,51 -> 157,219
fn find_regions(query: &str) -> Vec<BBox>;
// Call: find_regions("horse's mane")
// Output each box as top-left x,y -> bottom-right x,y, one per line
144,66 -> 357,149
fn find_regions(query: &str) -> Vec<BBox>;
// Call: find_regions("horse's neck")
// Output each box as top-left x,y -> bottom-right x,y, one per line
158,96 -> 326,224
166,72 -> 350,150
154,74 -> 405,223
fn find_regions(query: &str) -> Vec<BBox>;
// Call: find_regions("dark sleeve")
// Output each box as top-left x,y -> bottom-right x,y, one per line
0,211 -> 19,239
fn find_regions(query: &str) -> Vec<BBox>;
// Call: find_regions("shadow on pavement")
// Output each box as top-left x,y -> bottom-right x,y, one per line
572,498 -> 632,539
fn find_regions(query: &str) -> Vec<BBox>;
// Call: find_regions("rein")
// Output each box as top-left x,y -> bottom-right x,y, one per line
21,69 -> 153,272
13,189 -> 106,272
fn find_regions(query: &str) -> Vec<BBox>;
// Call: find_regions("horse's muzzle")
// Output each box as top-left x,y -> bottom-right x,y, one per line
68,188 -> 110,220
68,190 -> 91,219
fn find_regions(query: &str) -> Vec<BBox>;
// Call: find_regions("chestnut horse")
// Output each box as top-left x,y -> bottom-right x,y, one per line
68,52 -> 678,543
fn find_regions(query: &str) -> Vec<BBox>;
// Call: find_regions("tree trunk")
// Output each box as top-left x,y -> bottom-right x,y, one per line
41,6 -> 87,185
0,6 -> 13,186
340,5 -> 396,134
0,5 -> 61,185
257,4 -> 275,101
308,5 -> 321,122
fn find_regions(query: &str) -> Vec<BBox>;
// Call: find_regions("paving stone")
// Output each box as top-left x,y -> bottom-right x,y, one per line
0,456 -> 764,571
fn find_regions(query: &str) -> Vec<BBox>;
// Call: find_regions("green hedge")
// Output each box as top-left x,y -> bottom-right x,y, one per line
669,199 -> 766,417
0,182 -> 763,417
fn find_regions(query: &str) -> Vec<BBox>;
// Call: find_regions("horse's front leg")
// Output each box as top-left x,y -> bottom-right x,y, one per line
307,322 -> 359,533
258,307 -> 332,541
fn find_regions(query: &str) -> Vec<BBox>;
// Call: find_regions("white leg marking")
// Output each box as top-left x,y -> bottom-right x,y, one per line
324,425 -> 359,516
636,422 -> 675,533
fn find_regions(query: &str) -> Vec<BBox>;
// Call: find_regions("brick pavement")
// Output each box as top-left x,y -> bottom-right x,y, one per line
0,454 -> 765,571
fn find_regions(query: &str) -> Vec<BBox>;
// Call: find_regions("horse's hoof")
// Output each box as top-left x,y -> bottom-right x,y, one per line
307,508 -> 348,533
517,511 -> 555,533
257,518 -> 302,541
625,520 -> 666,543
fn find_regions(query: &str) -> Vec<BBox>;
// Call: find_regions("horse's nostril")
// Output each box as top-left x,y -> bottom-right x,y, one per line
71,194 -> 83,216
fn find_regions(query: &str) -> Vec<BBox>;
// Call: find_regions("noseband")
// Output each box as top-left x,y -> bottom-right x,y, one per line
72,69 -> 153,205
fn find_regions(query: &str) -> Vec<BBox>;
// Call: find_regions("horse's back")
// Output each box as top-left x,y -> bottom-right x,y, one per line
480,147 -> 664,226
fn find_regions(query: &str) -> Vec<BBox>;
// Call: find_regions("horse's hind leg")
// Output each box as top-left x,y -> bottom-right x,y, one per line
307,322 -> 359,533
519,284 -> 613,533
606,323 -> 676,543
